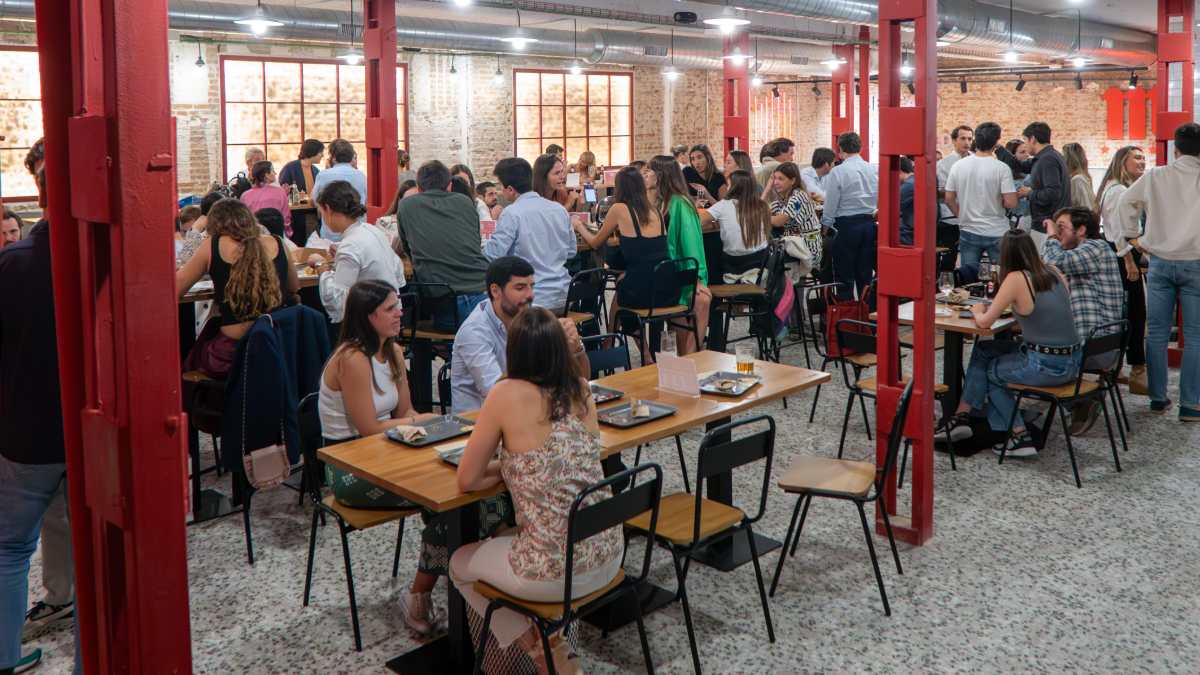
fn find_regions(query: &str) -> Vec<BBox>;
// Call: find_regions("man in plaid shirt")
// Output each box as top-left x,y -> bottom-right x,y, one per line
1043,206 -> 1125,432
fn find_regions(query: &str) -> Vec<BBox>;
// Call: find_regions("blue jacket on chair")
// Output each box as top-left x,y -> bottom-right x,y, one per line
270,304 -> 332,402
221,316 -> 300,473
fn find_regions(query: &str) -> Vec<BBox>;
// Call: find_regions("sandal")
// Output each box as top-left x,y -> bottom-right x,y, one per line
936,411 -> 972,433
522,632 -> 582,675
994,431 -> 1038,459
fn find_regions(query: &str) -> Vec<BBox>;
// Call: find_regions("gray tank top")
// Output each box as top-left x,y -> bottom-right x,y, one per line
1014,271 -> 1077,347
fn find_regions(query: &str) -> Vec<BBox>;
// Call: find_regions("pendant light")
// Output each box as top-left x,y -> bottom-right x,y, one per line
663,28 -> 680,81
501,8 -> 539,49
703,4 -> 750,35
235,0 -> 284,35
999,0 -> 1019,63
338,0 -> 363,64
750,40 -> 763,86
1066,10 -> 1089,68
899,45 -> 913,76
194,42 -> 205,68
569,20 -> 583,75
493,54 -> 504,84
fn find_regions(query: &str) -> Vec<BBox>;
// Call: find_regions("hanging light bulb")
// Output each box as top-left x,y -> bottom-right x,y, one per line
569,61 -> 583,75
493,55 -> 504,84
449,54 -> 459,78
501,8 -> 539,49
703,5 -> 751,35
234,0 -> 283,35
194,42 -> 205,67
1001,49 -> 1019,63
1070,55 -> 1088,68
568,22 -> 582,76
452,0 -> 472,6
723,46 -> 748,65
337,0 -> 362,64
899,62 -> 913,77
751,75 -> 763,87
820,56 -> 846,70
663,66 -> 680,81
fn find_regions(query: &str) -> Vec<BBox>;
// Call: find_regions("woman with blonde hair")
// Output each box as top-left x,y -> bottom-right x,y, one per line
573,150 -> 598,181
176,198 -> 298,376
1063,142 -> 1094,210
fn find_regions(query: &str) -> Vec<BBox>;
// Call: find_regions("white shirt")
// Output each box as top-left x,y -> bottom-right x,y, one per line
318,221 -> 407,323
318,355 -> 398,440
1097,183 -> 1133,257
937,152 -> 966,223
707,199 -> 768,257
799,166 -> 827,200
1117,155 -> 1200,261
944,154 -> 1016,238
483,191 -> 575,312
475,198 -> 491,223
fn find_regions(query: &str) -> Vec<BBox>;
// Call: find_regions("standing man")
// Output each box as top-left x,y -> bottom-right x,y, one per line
944,122 -> 1018,283
485,157 -> 576,314
1118,122 -> 1200,421
1016,121 -> 1069,249
800,147 -> 836,201
312,139 -> 368,242
898,156 -> 916,246
821,131 -> 879,302
936,125 -> 973,266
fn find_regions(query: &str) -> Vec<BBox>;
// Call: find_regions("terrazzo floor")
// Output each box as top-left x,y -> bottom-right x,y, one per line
21,330 -> 1200,673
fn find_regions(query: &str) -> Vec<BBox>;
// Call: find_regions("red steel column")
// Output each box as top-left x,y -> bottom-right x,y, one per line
34,0 -> 193,670
723,32 -> 751,154
1156,0 -> 1193,368
858,25 -> 871,159
830,43 -> 855,146
875,0 -> 937,545
364,0 -> 399,223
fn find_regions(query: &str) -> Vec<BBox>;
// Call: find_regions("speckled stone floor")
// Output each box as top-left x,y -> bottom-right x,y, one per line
22,331 -> 1200,673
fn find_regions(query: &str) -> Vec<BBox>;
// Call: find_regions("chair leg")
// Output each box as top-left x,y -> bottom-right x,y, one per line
855,501 -> 891,617
1057,403 -> 1083,489
391,519 -> 406,577
878,498 -> 903,575
945,417 -> 957,471
837,391 -> 856,459
789,495 -> 812,557
472,603 -> 497,674
1098,396 -> 1122,473
858,392 -> 873,441
338,523 -> 363,651
808,383 -> 823,424
633,445 -> 642,467
242,486 -> 255,566
745,524 -> 775,643
213,435 -> 223,477
673,435 -> 692,494
997,392 -> 1024,465
538,623 -> 557,675
770,498 -> 802,597
1109,386 -> 1130,455
633,588 -> 656,674
1113,377 -> 1131,434
303,507 -> 320,606
670,551 -> 703,675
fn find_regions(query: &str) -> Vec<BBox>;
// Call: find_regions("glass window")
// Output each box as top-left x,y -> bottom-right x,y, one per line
0,49 -> 43,200
512,70 -> 633,168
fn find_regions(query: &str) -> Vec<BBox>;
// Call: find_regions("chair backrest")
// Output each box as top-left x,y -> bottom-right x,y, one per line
875,379 -> 916,495
803,281 -> 848,359
581,333 -> 632,379
649,256 -> 700,314
297,391 -> 323,502
834,319 -> 878,387
409,281 -> 459,327
397,290 -> 420,343
566,267 -> 606,319
562,463 -> 663,620
1082,319 -> 1128,377
693,415 -> 776,536
436,362 -> 452,414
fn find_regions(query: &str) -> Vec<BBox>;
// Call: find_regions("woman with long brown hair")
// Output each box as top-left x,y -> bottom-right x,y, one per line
532,153 -> 586,212
649,154 -> 712,354
1096,145 -> 1149,393
719,149 -> 756,198
947,229 -> 1080,454
1063,142 -> 1094,210
768,161 -> 824,269
176,198 -> 298,377
701,169 -> 770,276
452,306 -> 621,674
683,143 -> 726,204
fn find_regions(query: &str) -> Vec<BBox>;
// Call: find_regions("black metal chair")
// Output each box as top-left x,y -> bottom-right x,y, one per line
804,282 -> 873,426
1083,319 -> 1132,437
771,380 -> 914,616
624,416 -> 777,674
472,464 -> 664,675
566,266 -> 608,335
615,257 -> 702,366
436,362 -> 452,415
998,320 -> 1128,488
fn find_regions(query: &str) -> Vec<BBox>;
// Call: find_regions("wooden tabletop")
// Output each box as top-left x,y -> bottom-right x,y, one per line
877,301 -> 1016,337
179,269 -> 319,304
318,350 -> 828,512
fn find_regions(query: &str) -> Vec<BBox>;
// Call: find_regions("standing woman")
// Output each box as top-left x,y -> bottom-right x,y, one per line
278,138 -> 324,197
768,162 -> 824,273
240,160 -> 292,237
1063,143 -> 1095,210
683,144 -> 726,205
1096,145 -> 1149,394
533,153 -> 586,212
700,169 -> 771,276
649,155 -> 711,354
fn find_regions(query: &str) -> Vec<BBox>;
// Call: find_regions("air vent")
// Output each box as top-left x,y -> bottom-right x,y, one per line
790,56 -> 810,65
673,11 -> 698,24
986,17 -> 1007,33
1099,38 -> 1114,49
643,45 -> 669,57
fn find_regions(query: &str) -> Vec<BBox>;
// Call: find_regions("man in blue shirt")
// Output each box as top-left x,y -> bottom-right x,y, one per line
484,158 -> 576,314
897,156 -> 916,246
312,139 -> 367,242
821,132 -> 879,301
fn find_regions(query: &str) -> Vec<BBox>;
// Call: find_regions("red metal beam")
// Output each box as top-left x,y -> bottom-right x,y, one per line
34,0 -> 193,669
830,44 -> 855,146
723,32 -> 751,154
364,0 -> 399,223
858,25 -> 871,159
876,0 -> 938,546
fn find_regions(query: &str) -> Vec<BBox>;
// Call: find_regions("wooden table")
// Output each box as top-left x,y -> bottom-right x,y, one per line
319,351 -> 827,674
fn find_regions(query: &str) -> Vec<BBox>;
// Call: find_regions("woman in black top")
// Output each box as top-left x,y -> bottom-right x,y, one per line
682,143 -> 726,205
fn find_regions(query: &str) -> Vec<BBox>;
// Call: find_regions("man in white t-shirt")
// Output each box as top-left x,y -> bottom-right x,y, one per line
944,122 -> 1018,283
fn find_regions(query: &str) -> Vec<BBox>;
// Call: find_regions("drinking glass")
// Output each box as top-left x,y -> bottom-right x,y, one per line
659,330 -> 677,358
735,343 -> 755,375
938,272 -> 956,296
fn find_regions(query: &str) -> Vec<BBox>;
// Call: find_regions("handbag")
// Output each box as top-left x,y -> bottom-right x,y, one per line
822,286 -> 868,358
239,317 -> 291,490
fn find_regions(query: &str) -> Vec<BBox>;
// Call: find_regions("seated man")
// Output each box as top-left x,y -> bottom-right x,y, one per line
451,257 -> 587,414
1,208 -> 24,248
1043,206 -> 1125,433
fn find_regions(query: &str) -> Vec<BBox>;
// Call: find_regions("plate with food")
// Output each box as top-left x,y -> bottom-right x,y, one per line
597,400 -> 677,428
590,383 -> 624,404
698,371 -> 762,397
385,415 -> 475,447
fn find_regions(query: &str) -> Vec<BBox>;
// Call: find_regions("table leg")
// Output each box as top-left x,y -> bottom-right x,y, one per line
690,418 -> 781,571
942,332 -> 964,419
411,341 -> 434,413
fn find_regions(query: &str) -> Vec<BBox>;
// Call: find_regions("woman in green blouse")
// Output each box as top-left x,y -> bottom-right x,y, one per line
648,155 -> 712,354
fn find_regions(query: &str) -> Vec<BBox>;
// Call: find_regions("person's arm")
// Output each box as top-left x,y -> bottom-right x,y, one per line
1099,185 -> 1133,258
455,380 -> 507,492
1042,237 -> 1103,278
971,272 -> 1025,329
671,200 -> 709,286
577,207 -> 621,250
318,239 -> 363,322
282,240 -> 301,295
994,145 -> 1023,179
1116,175 -> 1147,243
557,318 -> 590,377
820,170 -> 840,229
483,209 -> 518,260
944,191 -> 960,218
336,350 -> 425,437
175,239 -> 210,297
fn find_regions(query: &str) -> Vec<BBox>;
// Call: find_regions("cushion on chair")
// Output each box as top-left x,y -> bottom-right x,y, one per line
778,456 -> 876,498
474,569 -> 626,620
322,495 -> 417,531
567,311 -> 595,325
625,493 -> 745,545
708,284 -> 766,299
411,321 -> 457,341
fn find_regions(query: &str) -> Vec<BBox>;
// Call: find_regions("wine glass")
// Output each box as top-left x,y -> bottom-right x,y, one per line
938,272 -> 956,297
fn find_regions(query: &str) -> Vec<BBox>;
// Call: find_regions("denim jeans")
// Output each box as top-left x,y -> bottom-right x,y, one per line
0,455 -> 66,670
433,293 -> 487,334
957,231 -> 1002,285
962,340 -> 1079,431
1146,257 -> 1200,408
830,214 -> 877,302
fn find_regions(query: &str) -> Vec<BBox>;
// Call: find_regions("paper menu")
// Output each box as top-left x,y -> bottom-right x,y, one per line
657,352 -> 700,397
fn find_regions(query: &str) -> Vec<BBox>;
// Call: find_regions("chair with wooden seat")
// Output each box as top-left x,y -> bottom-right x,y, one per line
472,464 -> 664,675
298,392 -> 418,651
803,281 -> 870,426
615,257 -> 701,366
624,416 -> 777,674
770,380 -> 914,616
998,320 -> 1128,488
566,266 -> 607,335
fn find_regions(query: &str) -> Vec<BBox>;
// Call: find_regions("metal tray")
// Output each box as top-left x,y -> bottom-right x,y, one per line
698,371 -> 762,397
385,415 -> 475,448
590,383 -> 625,404
597,400 -> 677,429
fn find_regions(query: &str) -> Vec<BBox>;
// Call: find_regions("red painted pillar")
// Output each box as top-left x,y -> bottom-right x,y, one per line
858,25 -> 871,159
875,0 -> 937,546
1156,0 -> 1193,368
34,0 -> 193,669
723,32 -> 750,154
364,0 -> 399,223
830,43 -> 855,147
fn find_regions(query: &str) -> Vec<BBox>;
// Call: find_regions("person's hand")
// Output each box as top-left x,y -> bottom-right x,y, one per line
412,412 -> 440,422
970,302 -> 987,315
558,318 -> 585,354
1123,254 -> 1140,282
306,253 -> 326,269
329,243 -> 339,256
1043,219 -> 1058,238
690,183 -> 712,201
1017,186 -> 1032,198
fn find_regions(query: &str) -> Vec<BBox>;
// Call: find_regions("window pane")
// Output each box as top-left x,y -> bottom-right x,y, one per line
0,148 -> 37,197
397,105 -> 406,149
265,62 -> 301,102
226,145 -> 255,180
610,136 -> 631,166
565,74 -> 587,104
339,64 -> 366,103
588,106 -> 609,136
340,103 -> 366,141
303,103 -> 339,141
515,72 -> 540,105
266,144 -> 297,166
611,75 -> 632,106
224,60 -> 263,101
541,73 -> 564,105
517,139 -> 542,163
516,106 -> 540,139
566,106 -> 588,137
541,107 -> 564,138
266,103 -> 301,143
225,103 -> 264,144
303,63 -> 338,102
397,66 -> 407,101
587,75 -> 609,105
610,106 -> 630,136
0,51 -> 41,100
563,139 -> 585,166
0,100 -> 42,148
588,137 -> 610,166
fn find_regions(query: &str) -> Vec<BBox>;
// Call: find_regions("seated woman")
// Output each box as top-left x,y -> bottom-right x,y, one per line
254,207 -> 299,257
452,307 -> 623,674
682,143 -> 726,206
572,150 -> 598,182
374,179 -> 418,245
950,229 -> 1080,455
767,162 -> 824,273
533,153 -> 587,213
650,155 -> 712,355
719,149 -> 756,199
240,160 -> 292,238
176,198 -> 298,377
700,169 -> 771,279
318,280 -> 449,637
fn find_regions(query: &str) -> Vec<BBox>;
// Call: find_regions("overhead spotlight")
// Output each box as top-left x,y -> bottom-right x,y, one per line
772,86 -> 781,98
703,6 -> 751,35
569,61 -> 583,76
751,75 -> 763,87
899,62 -> 913,77
723,46 -> 749,65
234,0 -> 284,35
1070,56 -> 1088,68
1001,49 -> 1019,64
1075,73 -> 1083,89
960,77 -> 967,94
1015,76 -> 1026,91
820,56 -> 847,70
339,49 -> 363,65
906,82 -> 915,95
452,0 -> 472,5
1129,71 -> 1138,87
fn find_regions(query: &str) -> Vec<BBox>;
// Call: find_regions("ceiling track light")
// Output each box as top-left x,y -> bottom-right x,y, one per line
234,0 -> 284,35
771,85 -> 781,98
811,79 -> 821,97
960,77 -> 967,94
1015,76 -> 1027,91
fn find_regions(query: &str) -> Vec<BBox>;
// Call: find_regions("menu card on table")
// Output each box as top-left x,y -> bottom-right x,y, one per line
657,352 -> 700,397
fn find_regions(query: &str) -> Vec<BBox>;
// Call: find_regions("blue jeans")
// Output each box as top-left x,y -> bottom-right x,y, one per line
1146,257 -> 1200,408
830,214 -> 877,302
962,340 -> 1079,431
433,293 -> 487,334
0,455 -> 66,670
957,231 -> 1002,285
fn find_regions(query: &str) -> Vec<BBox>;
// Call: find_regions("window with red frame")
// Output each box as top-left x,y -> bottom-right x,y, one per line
513,70 -> 632,167
0,47 -> 42,202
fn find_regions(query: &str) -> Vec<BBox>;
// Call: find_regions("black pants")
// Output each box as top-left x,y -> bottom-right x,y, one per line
830,214 -> 877,302
936,220 -> 960,273
1122,250 -> 1147,366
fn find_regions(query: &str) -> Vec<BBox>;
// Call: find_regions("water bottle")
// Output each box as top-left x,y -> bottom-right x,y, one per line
979,251 -> 995,298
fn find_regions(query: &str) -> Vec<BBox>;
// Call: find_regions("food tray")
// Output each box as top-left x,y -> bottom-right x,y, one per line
698,371 -> 762,397
385,415 -> 475,447
597,401 -> 677,429
590,384 -> 625,404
